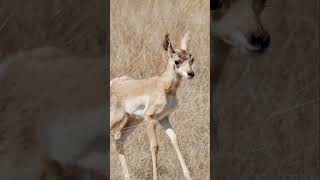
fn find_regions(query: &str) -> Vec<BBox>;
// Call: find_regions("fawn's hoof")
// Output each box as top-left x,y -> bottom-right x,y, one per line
124,175 -> 131,180
183,171 -> 192,180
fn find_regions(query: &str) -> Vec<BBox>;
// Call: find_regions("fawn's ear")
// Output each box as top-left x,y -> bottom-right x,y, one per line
180,32 -> 190,50
163,34 -> 175,57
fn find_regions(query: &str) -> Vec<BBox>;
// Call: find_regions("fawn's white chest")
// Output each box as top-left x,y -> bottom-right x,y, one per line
158,95 -> 178,120
124,95 -> 149,118
123,95 -> 177,120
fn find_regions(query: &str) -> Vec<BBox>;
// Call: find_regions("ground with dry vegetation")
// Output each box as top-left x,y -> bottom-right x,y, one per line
111,0 -> 210,179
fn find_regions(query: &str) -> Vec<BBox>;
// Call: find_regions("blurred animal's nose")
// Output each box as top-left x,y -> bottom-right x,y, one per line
249,31 -> 271,51
187,71 -> 194,78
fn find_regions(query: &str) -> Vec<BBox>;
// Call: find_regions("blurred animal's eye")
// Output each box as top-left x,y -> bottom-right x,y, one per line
175,60 -> 181,65
258,0 -> 267,6
253,0 -> 267,13
211,0 -> 223,11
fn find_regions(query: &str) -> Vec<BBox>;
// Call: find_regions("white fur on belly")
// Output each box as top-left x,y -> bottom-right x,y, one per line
124,96 -> 149,118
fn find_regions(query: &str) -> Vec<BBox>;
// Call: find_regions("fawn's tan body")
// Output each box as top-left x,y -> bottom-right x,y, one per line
111,33 -> 194,180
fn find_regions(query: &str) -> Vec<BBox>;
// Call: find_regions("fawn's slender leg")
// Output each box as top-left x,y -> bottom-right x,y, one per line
111,110 -> 131,180
116,140 -> 131,180
146,118 -> 158,180
160,117 -> 192,180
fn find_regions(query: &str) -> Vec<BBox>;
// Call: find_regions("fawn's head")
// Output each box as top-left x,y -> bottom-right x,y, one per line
163,33 -> 194,79
212,0 -> 270,54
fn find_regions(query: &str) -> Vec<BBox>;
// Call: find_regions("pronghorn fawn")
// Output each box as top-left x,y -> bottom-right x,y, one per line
110,32 -> 194,180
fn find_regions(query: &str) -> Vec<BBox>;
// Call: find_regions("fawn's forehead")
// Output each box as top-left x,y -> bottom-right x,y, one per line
175,50 -> 192,60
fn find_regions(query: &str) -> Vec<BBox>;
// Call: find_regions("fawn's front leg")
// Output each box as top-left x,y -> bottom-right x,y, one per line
160,117 -> 192,180
145,116 -> 159,180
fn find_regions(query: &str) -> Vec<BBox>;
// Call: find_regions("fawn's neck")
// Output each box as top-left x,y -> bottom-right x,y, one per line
160,61 -> 182,95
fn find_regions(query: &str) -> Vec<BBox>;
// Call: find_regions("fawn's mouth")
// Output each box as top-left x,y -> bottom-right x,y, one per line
176,72 -> 194,79
187,75 -> 194,79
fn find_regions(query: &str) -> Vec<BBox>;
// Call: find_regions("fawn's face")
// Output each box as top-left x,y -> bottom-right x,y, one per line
212,0 -> 270,53
172,50 -> 194,79
163,33 -> 195,79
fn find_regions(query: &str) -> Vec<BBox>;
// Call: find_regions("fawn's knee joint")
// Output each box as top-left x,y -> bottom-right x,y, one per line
167,131 -> 178,143
171,133 -> 177,141
150,144 -> 158,152
124,175 -> 131,180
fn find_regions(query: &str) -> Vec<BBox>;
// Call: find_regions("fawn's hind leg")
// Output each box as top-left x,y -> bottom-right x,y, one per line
115,136 -> 131,180
110,110 -> 129,140
111,110 -> 144,180
111,110 -> 131,180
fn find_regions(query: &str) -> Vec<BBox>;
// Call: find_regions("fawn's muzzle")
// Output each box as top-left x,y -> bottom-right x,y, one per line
187,71 -> 194,78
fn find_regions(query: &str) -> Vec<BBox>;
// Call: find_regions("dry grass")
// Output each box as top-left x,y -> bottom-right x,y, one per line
110,0 -> 210,179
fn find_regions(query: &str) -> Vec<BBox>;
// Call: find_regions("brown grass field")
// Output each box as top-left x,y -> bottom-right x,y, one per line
110,0 -> 210,179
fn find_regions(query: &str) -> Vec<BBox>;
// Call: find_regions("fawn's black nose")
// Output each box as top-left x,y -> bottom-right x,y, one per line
187,71 -> 194,78
249,31 -> 271,52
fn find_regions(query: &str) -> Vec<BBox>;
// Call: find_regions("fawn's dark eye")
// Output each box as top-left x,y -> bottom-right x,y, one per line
175,60 -> 181,65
